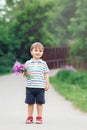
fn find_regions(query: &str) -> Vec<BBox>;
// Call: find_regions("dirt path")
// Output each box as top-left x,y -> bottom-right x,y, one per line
0,69 -> 87,130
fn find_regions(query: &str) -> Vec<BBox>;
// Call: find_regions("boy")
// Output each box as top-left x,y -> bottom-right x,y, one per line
23,42 -> 49,124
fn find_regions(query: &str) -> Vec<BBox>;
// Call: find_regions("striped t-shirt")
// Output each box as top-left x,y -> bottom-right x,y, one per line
25,59 -> 49,88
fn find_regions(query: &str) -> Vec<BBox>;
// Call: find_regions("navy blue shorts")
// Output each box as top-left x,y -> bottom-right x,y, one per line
25,88 -> 45,104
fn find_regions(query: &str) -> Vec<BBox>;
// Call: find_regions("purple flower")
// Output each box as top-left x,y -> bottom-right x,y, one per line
13,61 -> 26,75
60,64 -> 76,72
65,65 -> 76,72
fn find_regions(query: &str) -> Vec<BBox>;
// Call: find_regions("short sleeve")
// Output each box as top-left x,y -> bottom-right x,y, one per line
44,62 -> 49,73
24,60 -> 30,69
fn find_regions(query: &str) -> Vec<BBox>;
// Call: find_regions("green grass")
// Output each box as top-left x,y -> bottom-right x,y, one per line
50,70 -> 87,113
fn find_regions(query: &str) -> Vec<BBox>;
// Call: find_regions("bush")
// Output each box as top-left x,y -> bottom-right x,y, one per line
56,70 -> 74,83
70,72 -> 87,84
0,52 -> 16,74
56,70 -> 87,89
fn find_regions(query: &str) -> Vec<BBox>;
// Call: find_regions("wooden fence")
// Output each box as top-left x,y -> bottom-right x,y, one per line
42,46 -> 70,69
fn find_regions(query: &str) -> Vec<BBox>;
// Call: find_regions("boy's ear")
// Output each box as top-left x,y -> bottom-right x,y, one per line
30,51 -> 32,55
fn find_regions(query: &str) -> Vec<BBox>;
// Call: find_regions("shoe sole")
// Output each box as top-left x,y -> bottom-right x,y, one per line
25,121 -> 33,124
36,121 -> 42,124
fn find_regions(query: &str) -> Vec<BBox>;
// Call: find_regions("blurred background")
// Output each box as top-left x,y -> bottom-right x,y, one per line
0,0 -> 87,74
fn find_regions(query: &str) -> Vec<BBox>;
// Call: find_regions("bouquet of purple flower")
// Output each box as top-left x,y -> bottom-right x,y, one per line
13,61 -> 27,75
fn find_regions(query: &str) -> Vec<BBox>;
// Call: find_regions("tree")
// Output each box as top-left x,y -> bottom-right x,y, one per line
47,0 -> 76,45
5,0 -> 56,62
68,0 -> 87,62
0,0 -> 56,74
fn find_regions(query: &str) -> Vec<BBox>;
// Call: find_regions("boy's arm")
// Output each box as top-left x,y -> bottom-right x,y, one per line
44,73 -> 49,91
23,62 -> 29,77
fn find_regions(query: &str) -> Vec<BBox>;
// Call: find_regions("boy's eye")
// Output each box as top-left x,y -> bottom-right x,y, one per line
34,49 -> 42,52
39,50 -> 42,52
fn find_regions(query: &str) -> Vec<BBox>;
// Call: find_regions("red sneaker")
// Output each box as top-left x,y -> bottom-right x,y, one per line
36,116 -> 42,124
25,116 -> 33,124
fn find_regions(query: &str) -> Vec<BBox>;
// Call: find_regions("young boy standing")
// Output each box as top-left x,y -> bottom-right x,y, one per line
23,42 -> 49,124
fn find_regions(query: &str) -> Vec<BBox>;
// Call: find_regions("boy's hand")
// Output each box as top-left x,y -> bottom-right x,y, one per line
45,85 -> 49,91
23,72 -> 28,77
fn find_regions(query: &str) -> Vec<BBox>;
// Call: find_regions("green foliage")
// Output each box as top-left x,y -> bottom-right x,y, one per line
0,0 -> 56,74
0,52 -> 16,74
57,70 -> 74,82
1,0 -> 87,74
50,70 -> 87,112
57,70 -> 87,89
6,0 -> 56,44
5,0 -> 56,59
68,0 -> 87,62
47,0 -> 76,45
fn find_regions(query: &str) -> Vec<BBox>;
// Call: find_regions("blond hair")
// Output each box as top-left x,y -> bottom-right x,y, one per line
30,42 -> 44,52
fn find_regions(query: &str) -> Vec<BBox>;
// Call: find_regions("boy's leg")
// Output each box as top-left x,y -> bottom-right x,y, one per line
36,104 -> 43,124
37,104 -> 42,116
25,104 -> 34,124
36,89 -> 45,124
28,104 -> 34,116
36,89 -> 45,116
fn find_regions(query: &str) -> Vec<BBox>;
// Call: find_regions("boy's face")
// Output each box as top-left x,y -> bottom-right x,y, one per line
31,47 -> 44,60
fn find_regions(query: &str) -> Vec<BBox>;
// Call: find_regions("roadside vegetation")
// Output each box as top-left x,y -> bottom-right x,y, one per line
50,69 -> 87,112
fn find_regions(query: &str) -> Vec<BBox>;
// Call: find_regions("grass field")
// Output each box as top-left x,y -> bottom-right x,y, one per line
50,70 -> 87,113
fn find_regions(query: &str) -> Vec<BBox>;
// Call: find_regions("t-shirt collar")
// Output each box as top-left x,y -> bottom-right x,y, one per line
31,58 -> 42,63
